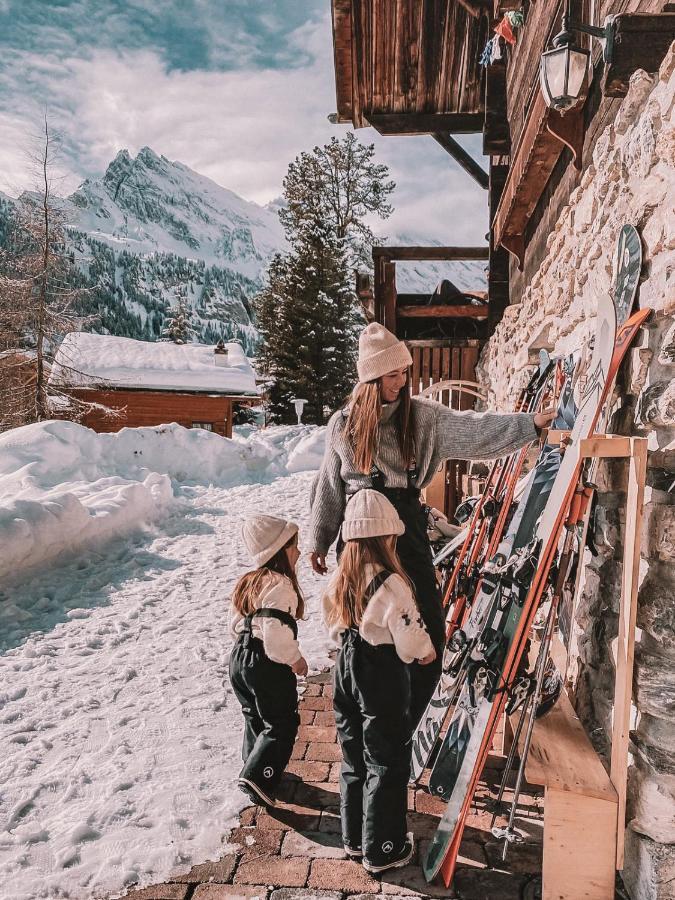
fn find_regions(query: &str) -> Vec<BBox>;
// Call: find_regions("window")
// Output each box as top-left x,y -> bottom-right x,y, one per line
191,422 -> 213,431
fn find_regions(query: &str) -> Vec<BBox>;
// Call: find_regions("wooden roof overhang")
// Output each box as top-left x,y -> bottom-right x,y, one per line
493,88 -> 584,270
332,0 -> 490,136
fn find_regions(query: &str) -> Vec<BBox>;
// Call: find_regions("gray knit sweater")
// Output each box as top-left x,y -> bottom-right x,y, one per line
309,397 -> 538,555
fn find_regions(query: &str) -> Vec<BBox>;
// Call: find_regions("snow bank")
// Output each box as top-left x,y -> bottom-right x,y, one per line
0,420 -> 325,581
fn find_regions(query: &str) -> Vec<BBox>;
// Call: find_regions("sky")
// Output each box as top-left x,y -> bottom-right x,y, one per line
0,0 -> 487,243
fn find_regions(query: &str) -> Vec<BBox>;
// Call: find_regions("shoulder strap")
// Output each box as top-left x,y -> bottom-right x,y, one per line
364,570 -> 392,603
248,608 -> 298,639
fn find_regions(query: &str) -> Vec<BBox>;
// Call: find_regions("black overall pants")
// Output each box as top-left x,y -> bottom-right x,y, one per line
229,610 -> 300,797
333,623 -> 412,863
343,469 -> 445,729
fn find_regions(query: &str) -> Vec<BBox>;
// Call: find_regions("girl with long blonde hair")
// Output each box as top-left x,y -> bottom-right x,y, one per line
310,322 -> 554,726
322,489 -> 435,873
229,514 -> 307,808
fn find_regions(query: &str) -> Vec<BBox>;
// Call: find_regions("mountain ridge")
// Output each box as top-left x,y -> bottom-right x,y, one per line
1,148 -> 487,349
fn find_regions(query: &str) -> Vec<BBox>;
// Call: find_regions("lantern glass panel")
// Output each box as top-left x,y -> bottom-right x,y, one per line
566,46 -> 589,97
540,46 -> 569,101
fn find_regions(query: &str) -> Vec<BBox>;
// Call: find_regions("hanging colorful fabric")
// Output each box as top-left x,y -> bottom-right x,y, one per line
505,9 -> 525,28
479,36 -> 493,67
494,15 -> 517,45
490,35 -> 503,63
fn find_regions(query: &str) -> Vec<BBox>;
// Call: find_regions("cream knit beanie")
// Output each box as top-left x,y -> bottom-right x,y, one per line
341,489 -> 405,541
357,323 -> 413,383
242,514 -> 299,567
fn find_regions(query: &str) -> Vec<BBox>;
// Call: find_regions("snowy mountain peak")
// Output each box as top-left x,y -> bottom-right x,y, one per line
68,147 -> 286,274
54,147 -> 293,348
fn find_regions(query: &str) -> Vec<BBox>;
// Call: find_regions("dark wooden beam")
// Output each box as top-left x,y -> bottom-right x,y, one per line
456,0 -> 489,17
432,133 -> 489,189
487,161 -> 510,336
397,305 -> 488,319
373,246 -> 489,261
602,13 -> 675,97
382,262 -> 397,332
483,59 -> 510,155
492,89 -> 583,270
366,112 -> 484,135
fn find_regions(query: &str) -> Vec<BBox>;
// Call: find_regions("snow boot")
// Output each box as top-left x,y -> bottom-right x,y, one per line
238,777 -> 276,808
363,832 -> 414,874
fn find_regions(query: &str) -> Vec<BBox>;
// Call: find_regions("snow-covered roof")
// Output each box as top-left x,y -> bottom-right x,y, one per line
50,332 -> 259,395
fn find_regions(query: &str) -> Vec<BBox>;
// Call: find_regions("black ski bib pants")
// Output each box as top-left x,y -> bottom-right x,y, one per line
333,572 -> 412,863
343,467 -> 445,728
229,609 -> 300,796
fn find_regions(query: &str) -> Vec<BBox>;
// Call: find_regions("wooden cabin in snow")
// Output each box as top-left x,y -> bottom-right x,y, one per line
50,333 -> 260,438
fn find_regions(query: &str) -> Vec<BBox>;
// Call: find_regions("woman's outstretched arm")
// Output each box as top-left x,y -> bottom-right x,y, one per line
428,400 -> 548,462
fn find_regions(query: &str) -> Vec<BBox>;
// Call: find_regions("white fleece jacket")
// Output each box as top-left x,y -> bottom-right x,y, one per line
229,570 -> 302,666
322,563 -> 434,665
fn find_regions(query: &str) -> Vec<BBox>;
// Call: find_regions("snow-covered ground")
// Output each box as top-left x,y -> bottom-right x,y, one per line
0,420 -> 325,581
0,422 -> 334,900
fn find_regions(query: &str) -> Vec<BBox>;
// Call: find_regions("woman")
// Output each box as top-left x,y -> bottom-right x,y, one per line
310,322 -> 553,727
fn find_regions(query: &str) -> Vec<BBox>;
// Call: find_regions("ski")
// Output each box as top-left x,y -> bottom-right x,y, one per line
425,367 -> 576,800
410,355 -> 554,781
424,222 -> 643,809
424,303 -> 652,886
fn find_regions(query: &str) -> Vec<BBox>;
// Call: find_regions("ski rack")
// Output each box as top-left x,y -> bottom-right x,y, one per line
506,432 -> 647,900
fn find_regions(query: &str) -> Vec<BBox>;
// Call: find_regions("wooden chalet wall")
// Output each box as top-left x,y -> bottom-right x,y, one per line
67,388 -> 240,438
496,0 -> 666,296
409,341 -> 481,398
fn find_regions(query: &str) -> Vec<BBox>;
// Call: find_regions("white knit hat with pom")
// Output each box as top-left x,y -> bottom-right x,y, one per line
357,322 -> 413,383
341,489 -> 405,541
242,514 -> 299,567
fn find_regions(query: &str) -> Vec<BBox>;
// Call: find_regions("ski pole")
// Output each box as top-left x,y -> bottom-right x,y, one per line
495,599 -> 557,859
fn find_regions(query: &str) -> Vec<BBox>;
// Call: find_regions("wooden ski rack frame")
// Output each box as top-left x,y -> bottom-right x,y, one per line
508,432 -> 647,900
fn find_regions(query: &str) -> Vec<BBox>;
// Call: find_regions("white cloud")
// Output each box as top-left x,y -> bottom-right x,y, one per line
0,13 -> 486,245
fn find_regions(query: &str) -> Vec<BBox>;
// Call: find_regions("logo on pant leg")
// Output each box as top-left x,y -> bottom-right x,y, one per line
382,841 -> 393,854
263,766 -> 274,779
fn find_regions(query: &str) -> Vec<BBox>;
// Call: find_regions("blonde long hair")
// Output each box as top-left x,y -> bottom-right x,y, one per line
345,374 -> 414,474
326,535 -> 415,630
232,534 -> 305,619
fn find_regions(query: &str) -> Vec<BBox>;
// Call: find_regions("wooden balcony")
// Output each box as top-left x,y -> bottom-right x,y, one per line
331,0 -> 488,133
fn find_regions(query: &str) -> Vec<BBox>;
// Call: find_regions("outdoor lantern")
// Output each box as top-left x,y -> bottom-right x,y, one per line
291,398 -> 307,424
540,41 -> 591,112
540,3 -> 615,112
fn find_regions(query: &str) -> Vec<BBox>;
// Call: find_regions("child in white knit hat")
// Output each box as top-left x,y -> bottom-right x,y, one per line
229,514 -> 308,808
322,489 -> 436,874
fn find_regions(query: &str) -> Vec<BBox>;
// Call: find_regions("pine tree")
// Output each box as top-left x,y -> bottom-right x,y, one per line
281,132 -> 395,269
161,295 -> 194,343
255,134 -> 394,425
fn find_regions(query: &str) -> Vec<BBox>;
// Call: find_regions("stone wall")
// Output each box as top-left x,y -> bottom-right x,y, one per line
477,45 -> 675,900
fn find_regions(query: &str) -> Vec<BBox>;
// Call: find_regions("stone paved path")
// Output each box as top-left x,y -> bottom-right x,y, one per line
121,670 -> 544,900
